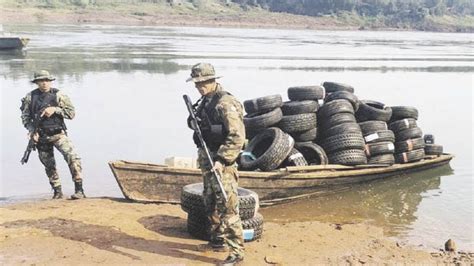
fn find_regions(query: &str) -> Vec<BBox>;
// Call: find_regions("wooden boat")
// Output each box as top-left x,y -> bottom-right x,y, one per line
109,154 -> 453,206
0,37 -> 29,50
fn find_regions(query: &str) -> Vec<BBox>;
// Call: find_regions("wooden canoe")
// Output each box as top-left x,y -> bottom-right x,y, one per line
109,154 -> 453,206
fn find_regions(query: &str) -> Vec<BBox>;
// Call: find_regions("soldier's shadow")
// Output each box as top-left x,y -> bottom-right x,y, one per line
2,217 -> 216,263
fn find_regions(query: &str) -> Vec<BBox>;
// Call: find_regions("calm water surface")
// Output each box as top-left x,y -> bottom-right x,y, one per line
0,24 -> 472,251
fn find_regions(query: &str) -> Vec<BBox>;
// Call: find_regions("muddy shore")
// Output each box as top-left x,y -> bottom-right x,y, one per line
0,7 -> 379,31
0,198 -> 471,265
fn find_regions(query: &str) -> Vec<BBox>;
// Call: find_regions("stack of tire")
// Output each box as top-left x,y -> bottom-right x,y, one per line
317,82 -> 367,166
181,183 -> 263,242
277,86 -> 324,167
387,106 -> 425,163
355,100 -> 396,165
423,134 -> 444,156
243,95 -> 283,141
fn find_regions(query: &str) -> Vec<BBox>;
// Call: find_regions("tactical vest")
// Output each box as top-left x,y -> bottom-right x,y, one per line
30,88 -> 66,133
196,90 -> 230,151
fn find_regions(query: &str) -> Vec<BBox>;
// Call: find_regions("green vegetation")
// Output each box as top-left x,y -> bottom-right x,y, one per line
2,0 -> 473,31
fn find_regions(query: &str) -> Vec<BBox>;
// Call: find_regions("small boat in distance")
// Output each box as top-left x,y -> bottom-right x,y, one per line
0,25 -> 29,50
109,154 -> 454,206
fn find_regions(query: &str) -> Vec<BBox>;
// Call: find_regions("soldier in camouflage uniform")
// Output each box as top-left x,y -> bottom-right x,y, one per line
187,63 -> 245,265
20,70 -> 85,200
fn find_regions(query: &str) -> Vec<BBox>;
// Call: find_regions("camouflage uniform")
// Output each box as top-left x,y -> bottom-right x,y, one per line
188,63 -> 246,260
20,70 -> 83,199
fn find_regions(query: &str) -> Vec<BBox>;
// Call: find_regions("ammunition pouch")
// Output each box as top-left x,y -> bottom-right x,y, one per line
39,128 -> 63,137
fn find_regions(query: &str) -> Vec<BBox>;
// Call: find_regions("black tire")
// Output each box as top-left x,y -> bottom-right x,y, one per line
181,183 -> 258,220
395,137 -> 425,153
243,95 -> 283,115
425,144 -> 443,155
278,113 -> 317,133
324,91 -> 359,111
321,133 -> 365,154
280,148 -> 308,167
240,127 -> 294,171
288,86 -> 325,101
281,100 -> 319,115
244,108 -> 282,130
390,106 -> 419,121
328,149 -> 367,166
294,142 -> 329,165
322,122 -> 361,139
187,212 -> 264,242
368,154 -> 395,165
364,141 -> 395,157
363,130 -> 395,144
395,149 -> 425,164
322,81 -> 355,94
318,112 -> 357,130
388,118 -> 418,133
396,127 -> 423,142
290,127 -> 318,142
318,99 -> 354,118
358,121 -> 388,135
356,100 -> 392,122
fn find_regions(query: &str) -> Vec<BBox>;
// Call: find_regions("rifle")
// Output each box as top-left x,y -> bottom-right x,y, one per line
20,113 -> 43,165
183,94 -> 228,202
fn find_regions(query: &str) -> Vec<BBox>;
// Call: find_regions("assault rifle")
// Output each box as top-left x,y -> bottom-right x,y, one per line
20,114 -> 43,165
183,94 -> 228,202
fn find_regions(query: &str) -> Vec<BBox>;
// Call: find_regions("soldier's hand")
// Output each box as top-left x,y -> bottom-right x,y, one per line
213,161 -> 224,175
41,107 -> 57,118
28,132 -> 39,142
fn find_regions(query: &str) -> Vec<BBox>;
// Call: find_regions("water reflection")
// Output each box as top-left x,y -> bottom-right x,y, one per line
261,165 -> 453,237
0,50 -> 183,81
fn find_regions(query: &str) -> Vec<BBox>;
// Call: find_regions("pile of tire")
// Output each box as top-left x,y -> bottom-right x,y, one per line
241,86 -> 328,170
423,134 -> 444,156
317,83 -> 367,166
181,183 -> 263,242
355,100 -> 396,165
387,106 -> 425,164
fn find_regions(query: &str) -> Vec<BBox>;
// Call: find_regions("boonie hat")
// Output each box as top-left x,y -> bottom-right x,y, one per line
31,70 -> 55,83
186,63 -> 222,83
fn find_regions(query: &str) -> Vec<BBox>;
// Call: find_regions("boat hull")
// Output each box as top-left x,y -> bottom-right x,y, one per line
109,154 -> 453,205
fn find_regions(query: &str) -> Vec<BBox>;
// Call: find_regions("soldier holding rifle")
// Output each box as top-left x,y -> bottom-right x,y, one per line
20,70 -> 84,200
185,63 -> 245,265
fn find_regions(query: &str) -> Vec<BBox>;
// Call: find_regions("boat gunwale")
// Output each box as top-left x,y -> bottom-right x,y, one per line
109,154 -> 454,180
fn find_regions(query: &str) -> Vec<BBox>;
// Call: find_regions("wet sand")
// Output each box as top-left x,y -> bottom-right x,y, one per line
1,198 -> 471,265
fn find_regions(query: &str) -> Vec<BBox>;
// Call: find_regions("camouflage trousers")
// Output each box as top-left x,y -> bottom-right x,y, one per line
36,133 -> 82,188
202,165 -> 244,258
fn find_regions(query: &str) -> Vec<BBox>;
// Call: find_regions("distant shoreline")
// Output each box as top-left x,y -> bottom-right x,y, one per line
1,7 -> 472,33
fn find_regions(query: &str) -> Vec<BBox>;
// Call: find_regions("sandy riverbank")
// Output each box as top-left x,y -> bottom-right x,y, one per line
0,6 -> 378,31
0,198 -> 471,265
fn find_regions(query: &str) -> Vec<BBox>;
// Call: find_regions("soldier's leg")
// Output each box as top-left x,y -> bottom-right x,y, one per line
218,165 -> 244,260
37,143 -> 63,199
53,134 -> 84,199
202,171 -> 223,245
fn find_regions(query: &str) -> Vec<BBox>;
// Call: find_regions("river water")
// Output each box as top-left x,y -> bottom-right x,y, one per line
0,24 -> 472,251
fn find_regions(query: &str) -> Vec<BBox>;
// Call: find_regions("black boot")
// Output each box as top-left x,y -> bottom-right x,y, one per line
52,185 -> 64,199
70,181 -> 86,200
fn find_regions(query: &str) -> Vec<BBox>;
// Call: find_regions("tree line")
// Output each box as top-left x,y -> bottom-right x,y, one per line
232,0 -> 474,18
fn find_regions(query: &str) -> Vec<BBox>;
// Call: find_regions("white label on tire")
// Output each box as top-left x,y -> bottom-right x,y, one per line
387,143 -> 395,151
243,229 -> 255,241
289,153 -> 304,161
365,133 -> 379,142
404,119 -> 409,128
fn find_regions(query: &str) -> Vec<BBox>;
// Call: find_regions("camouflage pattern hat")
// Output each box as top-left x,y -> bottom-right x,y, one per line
31,70 -> 55,83
186,63 -> 222,83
